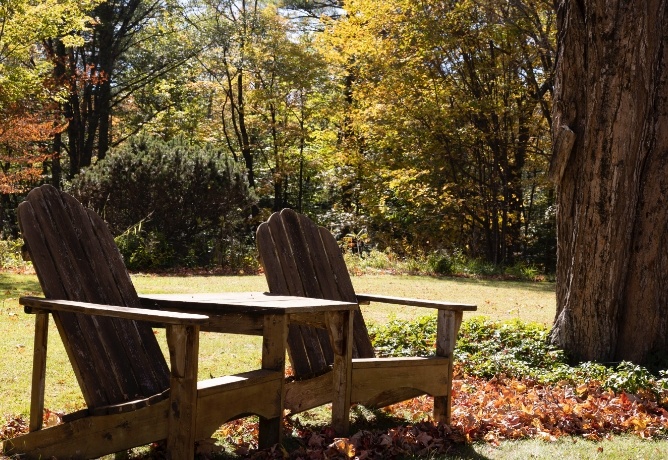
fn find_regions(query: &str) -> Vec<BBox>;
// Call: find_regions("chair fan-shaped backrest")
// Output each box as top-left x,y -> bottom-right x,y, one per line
18,185 -> 170,408
256,208 -> 374,377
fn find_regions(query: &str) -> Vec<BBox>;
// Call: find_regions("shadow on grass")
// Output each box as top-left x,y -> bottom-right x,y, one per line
252,407 -> 492,460
434,443 -> 493,460
122,406 -> 494,459
399,444 -> 492,460
442,276 -> 556,293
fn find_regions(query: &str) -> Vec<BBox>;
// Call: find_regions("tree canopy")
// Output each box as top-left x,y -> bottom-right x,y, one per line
0,0 -> 99,234
320,0 -> 554,262
1,0 -> 557,272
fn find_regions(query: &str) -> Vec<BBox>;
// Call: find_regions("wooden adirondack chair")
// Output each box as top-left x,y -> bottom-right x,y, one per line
2,185 -> 284,459
256,208 -> 476,424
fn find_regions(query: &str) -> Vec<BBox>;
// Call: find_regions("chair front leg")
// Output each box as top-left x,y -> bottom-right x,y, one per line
30,313 -> 49,432
326,309 -> 354,435
166,324 -> 200,459
258,314 -> 288,448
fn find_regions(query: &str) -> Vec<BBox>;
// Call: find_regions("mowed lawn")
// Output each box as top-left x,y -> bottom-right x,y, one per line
0,272 -> 555,420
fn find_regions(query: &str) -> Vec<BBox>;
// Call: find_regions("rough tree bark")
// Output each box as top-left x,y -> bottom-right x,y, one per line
550,0 -> 668,363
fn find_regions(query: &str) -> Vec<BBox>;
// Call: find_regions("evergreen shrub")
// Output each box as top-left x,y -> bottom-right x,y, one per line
70,135 -> 255,270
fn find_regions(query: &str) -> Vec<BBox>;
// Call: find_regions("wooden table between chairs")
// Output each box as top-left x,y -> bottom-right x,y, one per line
139,292 -> 358,436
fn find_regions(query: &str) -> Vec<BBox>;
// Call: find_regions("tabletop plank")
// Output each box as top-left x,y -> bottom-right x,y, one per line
139,292 -> 358,315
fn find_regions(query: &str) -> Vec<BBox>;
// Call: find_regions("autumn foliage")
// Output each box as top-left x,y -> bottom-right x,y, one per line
209,373 -> 668,459
0,103 -> 64,194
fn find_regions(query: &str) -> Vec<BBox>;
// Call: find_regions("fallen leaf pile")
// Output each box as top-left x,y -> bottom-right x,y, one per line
0,416 -> 27,442
256,423 -> 461,459
3,374 -> 668,458
448,376 -> 668,443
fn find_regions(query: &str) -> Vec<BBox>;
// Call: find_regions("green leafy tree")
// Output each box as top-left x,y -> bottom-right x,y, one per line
0,0 -> 97,109
44,0 -> 201,179
196,1 -> 338,214
0,0 -> 98,236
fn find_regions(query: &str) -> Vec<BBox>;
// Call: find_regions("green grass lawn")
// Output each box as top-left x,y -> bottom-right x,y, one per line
4,272 -> 665,458
131,272 -> 557,325
440,435 -> 668,459
1,272 -> 555,418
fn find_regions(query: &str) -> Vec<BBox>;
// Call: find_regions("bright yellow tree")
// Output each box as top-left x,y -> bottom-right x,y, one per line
321,0 -> 555,265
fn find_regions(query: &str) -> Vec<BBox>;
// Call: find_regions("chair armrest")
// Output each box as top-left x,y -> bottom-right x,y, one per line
355,293 -> 476,311
19,296 -> 209,325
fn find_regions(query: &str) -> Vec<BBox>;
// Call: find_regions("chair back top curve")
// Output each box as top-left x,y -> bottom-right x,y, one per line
256,208 -> 375,377
18,185 -> 170,409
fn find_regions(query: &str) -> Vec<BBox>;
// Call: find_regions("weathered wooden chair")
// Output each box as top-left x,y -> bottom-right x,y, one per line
256,209 -> 476,424
3,185 -> 284,459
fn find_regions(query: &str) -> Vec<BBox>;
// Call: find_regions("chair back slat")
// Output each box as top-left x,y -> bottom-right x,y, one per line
18,185 -> 170,408
257,209 -> 375,378
317,225 -> 375,358
259,213 -> 325,374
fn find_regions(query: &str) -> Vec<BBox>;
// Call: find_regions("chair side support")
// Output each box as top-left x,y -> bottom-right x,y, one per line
30,313 -> 49,432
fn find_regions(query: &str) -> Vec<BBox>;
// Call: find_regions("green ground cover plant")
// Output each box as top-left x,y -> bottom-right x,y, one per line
370,316 -> 668,398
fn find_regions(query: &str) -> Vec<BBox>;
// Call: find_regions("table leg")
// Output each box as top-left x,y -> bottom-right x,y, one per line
166,324 -> 199,459
259,314 -> 288,448
326,310 -> 353,435
434,310 -> 463,424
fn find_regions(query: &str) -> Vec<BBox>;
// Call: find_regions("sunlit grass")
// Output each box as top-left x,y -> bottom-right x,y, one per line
131,273 -> 556,325
0,272 -> 555,422
438,435 -> 668,459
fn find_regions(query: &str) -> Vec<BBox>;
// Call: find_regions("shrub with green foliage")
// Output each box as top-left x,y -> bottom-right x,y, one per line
368,315 -> 668,399
69,135 -> 256,270
0,238 -> 30,271
369,315 -> 438,357
342,247 -> 545,280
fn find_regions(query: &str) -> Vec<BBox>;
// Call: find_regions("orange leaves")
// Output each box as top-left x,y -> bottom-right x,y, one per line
326,438 -> 355,458
0,415 -> 28,441
447,376 -> 668,442
0,103 -> 63,193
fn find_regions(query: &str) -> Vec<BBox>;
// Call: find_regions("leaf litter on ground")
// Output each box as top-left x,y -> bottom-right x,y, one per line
3,367 -> 668,459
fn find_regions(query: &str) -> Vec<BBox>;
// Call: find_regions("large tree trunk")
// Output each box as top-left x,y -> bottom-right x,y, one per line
550,0 -> 668,363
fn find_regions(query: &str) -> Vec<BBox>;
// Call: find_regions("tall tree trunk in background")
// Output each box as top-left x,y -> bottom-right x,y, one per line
52,133 -> 62,188
46,0 -> 158,178
550,0 -> 668,363
237,72 -> 255,190
96,3 -> 116,162
50,38 -> 67,189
